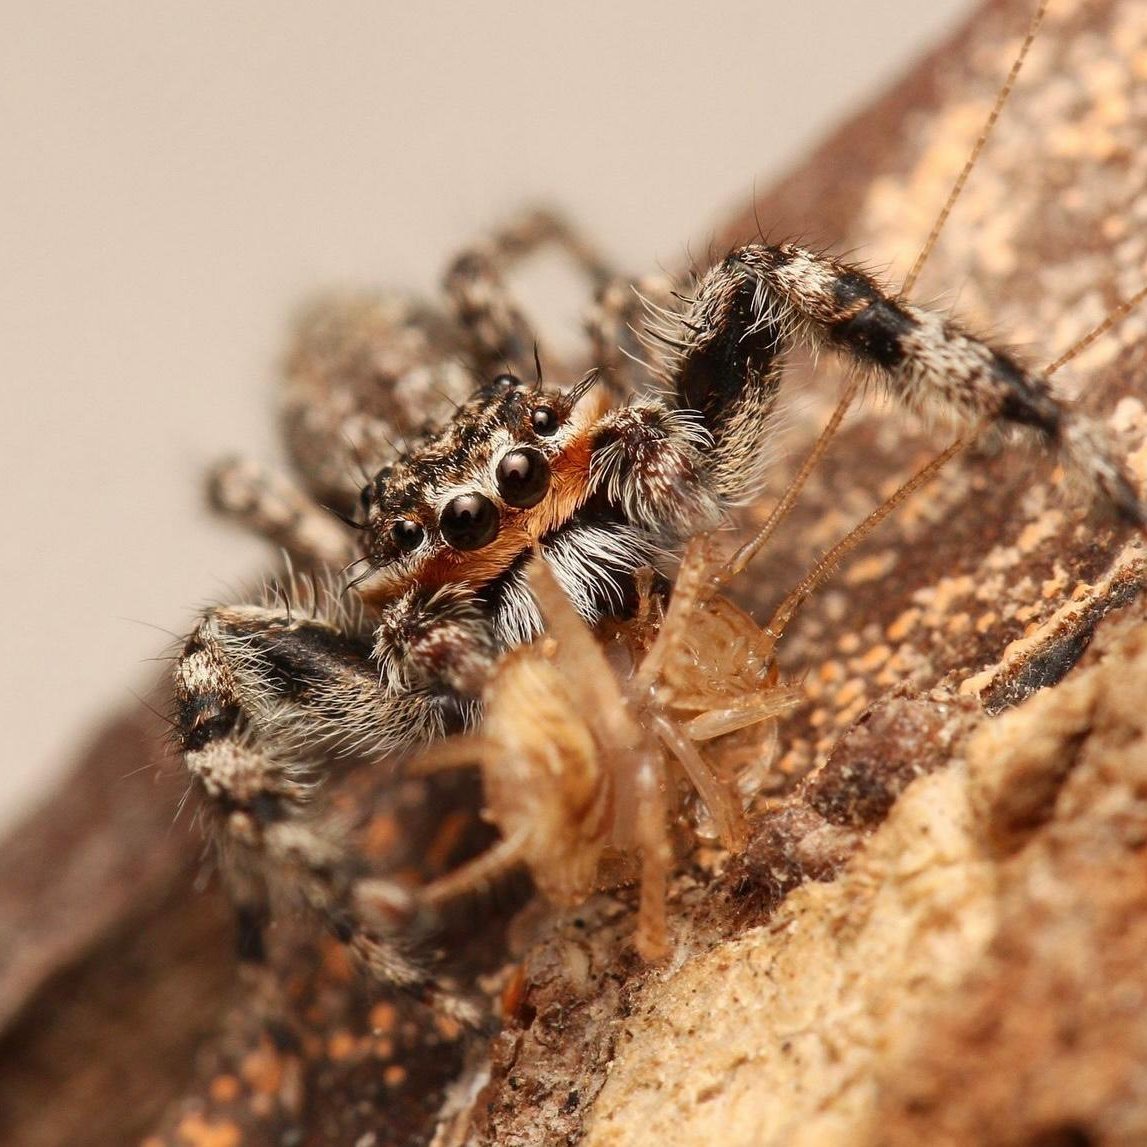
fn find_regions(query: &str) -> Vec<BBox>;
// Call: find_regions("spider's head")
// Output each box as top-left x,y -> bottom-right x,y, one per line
356,371 -> 605,604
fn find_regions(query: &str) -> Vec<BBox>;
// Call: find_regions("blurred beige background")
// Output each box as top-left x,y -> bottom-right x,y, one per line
0,0 -> 969,830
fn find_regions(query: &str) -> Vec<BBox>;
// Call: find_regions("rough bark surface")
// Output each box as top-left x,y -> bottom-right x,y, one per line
3,0 -> 1146,1144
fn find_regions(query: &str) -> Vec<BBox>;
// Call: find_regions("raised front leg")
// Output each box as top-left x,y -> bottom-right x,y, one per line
671,244 -> 1146,524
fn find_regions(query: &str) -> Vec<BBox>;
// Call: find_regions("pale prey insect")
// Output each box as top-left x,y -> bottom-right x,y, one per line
406,536 -> 803,961
173,2 -> 1145,1021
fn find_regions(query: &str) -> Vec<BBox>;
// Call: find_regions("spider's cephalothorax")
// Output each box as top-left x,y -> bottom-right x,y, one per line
174,209 -> 1145,1021
352,368 -> 681,672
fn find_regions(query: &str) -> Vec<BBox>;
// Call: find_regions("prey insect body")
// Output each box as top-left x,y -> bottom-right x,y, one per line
408,536 -> 805,962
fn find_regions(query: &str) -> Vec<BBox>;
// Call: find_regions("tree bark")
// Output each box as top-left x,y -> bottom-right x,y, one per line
3,0 -> 1146,1143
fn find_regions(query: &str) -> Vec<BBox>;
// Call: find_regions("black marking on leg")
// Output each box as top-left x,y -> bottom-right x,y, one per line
248,791 -> 287,826
231,620 -> 375,704
675,266 -> 785,438
993,353 -> 1062,438
178,705 -> 241,752
430,689 -> 472,736
236,904 -> 269,964
831,268 -> 880,310
830,298 -> 913,370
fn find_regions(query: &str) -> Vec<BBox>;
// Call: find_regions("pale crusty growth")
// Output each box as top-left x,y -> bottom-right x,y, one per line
581,602 -> 1147,1147
410,538 -> 801,959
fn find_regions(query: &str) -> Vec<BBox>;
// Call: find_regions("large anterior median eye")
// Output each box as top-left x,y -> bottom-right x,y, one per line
496,448 -> 550,508
440,493 -> 500,550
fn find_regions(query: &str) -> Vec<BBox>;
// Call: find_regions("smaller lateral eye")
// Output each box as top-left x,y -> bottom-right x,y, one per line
496,448 -> 550,508
531,406 -> 559,436
492,373 -> 520,390
390,519 -> 425,553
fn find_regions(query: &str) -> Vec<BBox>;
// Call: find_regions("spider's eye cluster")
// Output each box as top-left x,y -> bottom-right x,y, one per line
440,493 -> 499,551
496,447 -> 550,508
385,382 -> 567,559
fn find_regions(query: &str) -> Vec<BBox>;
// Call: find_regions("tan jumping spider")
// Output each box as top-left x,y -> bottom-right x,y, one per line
174,184 -> 1144,1019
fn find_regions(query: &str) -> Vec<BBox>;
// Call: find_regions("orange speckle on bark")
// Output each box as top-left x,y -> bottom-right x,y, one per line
833,679 -> 865,710
435,1013 -> 464,1041
945,612 -> 971,636
208,1074 -> 241,1104
327,1029 -> 358,1062
240,1040 -> 285,1096
854,643 -> 892,673
886,608 -> 921,643
369,1000 -> 398,1034
843,549 -> 897,585
175,1111 -> 241,1147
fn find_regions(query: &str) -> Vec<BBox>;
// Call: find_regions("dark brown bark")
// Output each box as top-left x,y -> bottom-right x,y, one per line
3,0 -> 1145,1143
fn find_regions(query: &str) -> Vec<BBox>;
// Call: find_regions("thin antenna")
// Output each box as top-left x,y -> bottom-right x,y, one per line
902,0 -> 1048,297
1045,283 -> 1147,376
324,503 -> 368,531
719,375 -> 862,587
735,0 -> 1049,586
430,385 -> 463,414
764,432 -> 972,644
566,367 -> 602,406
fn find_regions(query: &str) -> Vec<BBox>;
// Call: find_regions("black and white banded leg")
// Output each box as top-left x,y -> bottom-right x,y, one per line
659,243 -> 1145,525
175,603 -> 487,1025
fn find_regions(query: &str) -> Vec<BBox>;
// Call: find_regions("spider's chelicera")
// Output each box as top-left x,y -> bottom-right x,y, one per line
175,209 -> 1145,1021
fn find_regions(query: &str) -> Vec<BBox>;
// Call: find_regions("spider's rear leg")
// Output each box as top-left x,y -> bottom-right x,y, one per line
444,207 -> 617,379
209,456 -> 358,568
282,294 -> 476,513
587,272 -> 679,400
677,244 -> 1146,526
175,603 -> 485,1025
